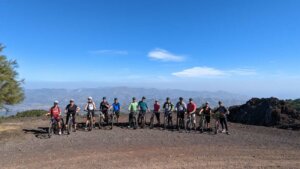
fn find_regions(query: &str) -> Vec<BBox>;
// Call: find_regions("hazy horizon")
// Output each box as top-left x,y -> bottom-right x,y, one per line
23,81 -> 299,100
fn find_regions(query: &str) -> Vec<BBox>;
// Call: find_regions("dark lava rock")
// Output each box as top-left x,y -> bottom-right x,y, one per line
228,97 -> 300,130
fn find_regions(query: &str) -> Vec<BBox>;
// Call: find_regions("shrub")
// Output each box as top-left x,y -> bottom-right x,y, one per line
14,110 -> 48,118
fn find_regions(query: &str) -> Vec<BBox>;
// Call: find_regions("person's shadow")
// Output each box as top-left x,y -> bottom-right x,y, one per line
23,127 -> 49,139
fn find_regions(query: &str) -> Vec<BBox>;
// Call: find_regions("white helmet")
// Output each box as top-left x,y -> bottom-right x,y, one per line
54,100 -> 59,104
88,97 -> 93,100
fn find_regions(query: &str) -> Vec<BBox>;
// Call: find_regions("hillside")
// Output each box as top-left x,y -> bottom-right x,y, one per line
228,97 -> 300,130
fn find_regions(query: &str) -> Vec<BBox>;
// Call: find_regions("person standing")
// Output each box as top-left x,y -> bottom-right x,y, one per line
65,99 -> 80,132
100,97 -> 110,123
138,96 -> 149,127
48,101 -> 62,135
111,98 -> 121,124
175,97 -> 187,130
128,97 -> 138,128
214,101 -> 229,135
199,102 -> 212,130
163,97 -> 174,128
84,97 -> 97,130
187,98 -> 197,130
153,100 -> 161,125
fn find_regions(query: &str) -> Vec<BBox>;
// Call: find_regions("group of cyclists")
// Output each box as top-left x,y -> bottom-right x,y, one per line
47,96 -> 230,135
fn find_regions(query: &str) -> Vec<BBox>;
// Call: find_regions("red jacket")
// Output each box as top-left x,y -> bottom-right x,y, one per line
187,102 -> 197,113
50,106 -> 61,119
154,103 -> 160,112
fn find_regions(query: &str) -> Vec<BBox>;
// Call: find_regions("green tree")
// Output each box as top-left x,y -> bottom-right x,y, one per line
0,44 -> 24,109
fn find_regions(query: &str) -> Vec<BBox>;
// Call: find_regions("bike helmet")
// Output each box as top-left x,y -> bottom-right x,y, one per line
179,97 -> 183,100
88,97 -> 93,100
54,100 -> 59,104
132,97 -> 136,100
189,98 -> 193,101
114,98 -> 118,101
70,99 -> 75,102
142,96 -> 146,100
103,97 -> 106,100
218,101 -> 222,105
166,97 -> 170,100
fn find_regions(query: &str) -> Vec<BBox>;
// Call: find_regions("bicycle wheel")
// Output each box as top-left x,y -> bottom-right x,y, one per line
164,116 -> 167,130
150,115 -> 154,129
110,114 -> 114,130
199,115 -> 205,133
66,121 -> 71,135
99,115 -> 103,129
132,117 -> 137,129
141,115 -> 145,128
214,120 -> 219,134
168,115 -> 173,129
48,122 -> 53,138
88,115 -> 93,131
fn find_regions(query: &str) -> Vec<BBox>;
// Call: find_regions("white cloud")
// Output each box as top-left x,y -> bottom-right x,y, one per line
148,48 -> 184,62
172,67 -> 257,78
172,67 -> 226,77
89,50 -> 128,55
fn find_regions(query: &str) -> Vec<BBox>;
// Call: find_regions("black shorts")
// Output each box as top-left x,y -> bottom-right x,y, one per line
139,110 -> 146,116
66,113 -> 76,124
177,111 -> 185,119
114,111 -> 120,117
86,111 -> 95,119
164,111 -> 172,117
205,115 -> 211,123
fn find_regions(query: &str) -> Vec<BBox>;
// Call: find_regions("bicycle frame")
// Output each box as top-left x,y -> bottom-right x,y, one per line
199,114 -> 207,132
66,114 -> 73,134
164,111 -> 173,129
176,111 -> 185,131
186,113 -> 196,131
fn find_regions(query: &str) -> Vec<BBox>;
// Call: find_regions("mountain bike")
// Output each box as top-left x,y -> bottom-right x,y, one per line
138,110 -> 147,128
164,111 -> 173,130
129,111 -> 138,129
109,111 -> 117,129
213,112 -> 221,135
199,113 -> 207,133
66,113 -> 75,135
99,111 -> 105,129
176,111 -> 185,131
84,110 -> 94,131
149,111 -> 156,129
186,113 -> 196,132
48,117 -> 64,138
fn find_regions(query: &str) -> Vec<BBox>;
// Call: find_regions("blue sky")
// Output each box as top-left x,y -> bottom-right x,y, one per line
0,0 -> 300,98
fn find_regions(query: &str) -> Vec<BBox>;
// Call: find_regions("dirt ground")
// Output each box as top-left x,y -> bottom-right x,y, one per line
0,114 -> 300,169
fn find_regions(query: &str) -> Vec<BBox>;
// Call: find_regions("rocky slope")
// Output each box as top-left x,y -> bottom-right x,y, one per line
228,97 -> 300,130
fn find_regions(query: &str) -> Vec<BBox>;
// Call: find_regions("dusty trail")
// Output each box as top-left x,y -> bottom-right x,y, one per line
0,116 -> 299,169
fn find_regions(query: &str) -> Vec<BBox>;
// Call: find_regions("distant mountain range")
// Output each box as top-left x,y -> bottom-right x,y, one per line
2,87 -> 249,116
